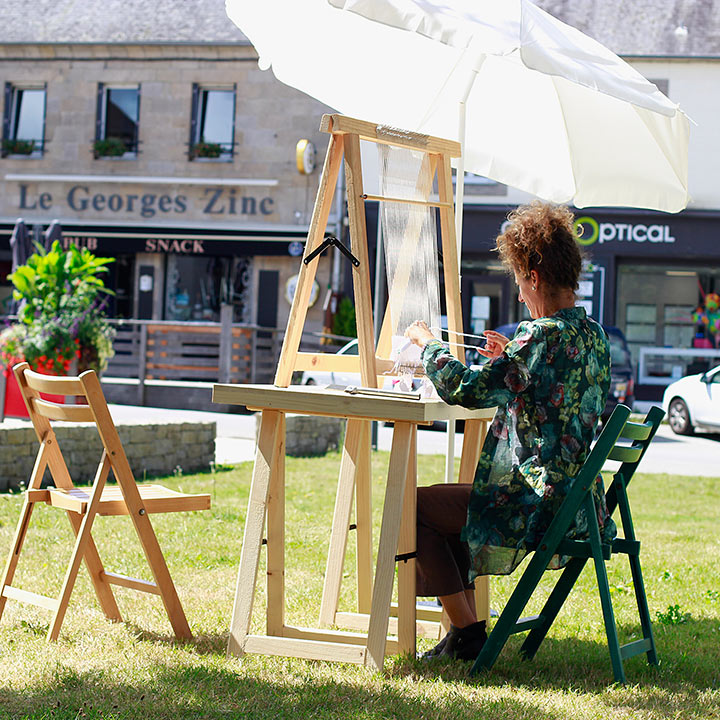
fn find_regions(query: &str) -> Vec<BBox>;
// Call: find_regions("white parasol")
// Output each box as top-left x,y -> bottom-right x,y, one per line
226,0 -> 690,214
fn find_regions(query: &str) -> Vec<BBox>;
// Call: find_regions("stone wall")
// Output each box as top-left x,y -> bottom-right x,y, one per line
256,414 -> 343,457
0,420 -> 215,491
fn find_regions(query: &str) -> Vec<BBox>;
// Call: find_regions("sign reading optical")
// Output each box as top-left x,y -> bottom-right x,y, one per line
574,216 -> 676,245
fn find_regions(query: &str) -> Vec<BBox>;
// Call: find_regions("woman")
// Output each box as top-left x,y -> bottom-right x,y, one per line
405,202 -> 614,661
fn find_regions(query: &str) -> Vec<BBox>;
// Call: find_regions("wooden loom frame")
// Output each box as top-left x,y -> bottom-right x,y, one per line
218,114 -> 493,669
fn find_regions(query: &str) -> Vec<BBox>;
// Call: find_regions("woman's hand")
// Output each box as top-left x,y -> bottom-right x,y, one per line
477,330 -> 510,360
405,320 -> 436,349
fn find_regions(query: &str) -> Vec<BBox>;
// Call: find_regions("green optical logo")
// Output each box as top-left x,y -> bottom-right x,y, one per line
574,216 -> 676,245
574,216 -> 598,245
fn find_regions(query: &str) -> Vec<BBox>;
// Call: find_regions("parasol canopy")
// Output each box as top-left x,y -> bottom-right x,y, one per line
226,0 -> 690,213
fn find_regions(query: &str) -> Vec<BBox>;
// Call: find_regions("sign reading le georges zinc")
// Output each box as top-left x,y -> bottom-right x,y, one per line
17,184 -> 275,218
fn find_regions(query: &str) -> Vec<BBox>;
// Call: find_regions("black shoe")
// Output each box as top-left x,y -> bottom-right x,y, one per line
419,626 -> 457,660
439,621 -> 487,661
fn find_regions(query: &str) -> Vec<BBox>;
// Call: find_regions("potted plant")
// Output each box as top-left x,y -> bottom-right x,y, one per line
191,139 -> 223,159
1,138 -> 36,157
0,241 -> 116,416
93,136 -> 128,158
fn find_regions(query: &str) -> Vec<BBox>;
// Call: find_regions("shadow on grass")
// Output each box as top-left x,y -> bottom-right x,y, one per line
0,664 -> 559,720
396,617 -> 720,692
2,618 -> 718,720
123,622 -> 229,656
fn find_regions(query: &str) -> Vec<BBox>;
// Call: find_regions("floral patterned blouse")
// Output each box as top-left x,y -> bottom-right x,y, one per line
422,306 -> 615,578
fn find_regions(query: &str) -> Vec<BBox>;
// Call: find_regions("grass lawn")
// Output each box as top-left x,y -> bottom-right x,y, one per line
0,450 -> 718,719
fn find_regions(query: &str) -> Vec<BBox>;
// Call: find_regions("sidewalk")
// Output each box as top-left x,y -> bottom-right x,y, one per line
107,404 -> 720,477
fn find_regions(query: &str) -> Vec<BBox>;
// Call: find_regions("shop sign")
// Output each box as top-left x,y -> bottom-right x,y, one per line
17,184 -> 275,219
288,241 -> 304,257
574,215 -> 676,246
144,238 -> 206,254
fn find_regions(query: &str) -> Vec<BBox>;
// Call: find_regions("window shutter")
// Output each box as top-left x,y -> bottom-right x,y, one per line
2,83 -> 13,140
95,82 -> 104,140
189,83 -> 200,149
134,85 -> 141,150
230,83 -> 237,158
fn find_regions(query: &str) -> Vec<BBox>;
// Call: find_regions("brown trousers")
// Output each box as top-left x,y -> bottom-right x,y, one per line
416,483 -> 474,597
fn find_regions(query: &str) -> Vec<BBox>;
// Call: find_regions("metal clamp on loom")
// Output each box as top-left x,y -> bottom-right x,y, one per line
303,236 -> 360,268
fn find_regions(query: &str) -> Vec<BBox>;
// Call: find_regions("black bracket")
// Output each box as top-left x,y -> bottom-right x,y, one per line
303,236 -> 360,268
395,551 -> 417,564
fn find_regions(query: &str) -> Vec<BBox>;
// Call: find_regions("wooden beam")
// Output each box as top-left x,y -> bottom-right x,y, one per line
274,133 -> 345,387
321,114 -> 461,157
2,585 -> 59,612
436,154 -> 465,363
228,410 -> 282,657
334,611 -> 442,639
365,421 -> 413,670
319,419 -> 363,626
102,571 -> 161,596
344,132 -> 378,388
243,634 -> 367,664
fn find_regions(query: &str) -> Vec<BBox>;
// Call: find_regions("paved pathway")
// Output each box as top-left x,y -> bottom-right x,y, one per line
106,404 -> 720,478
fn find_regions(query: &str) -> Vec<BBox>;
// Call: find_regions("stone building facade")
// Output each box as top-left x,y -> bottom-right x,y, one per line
0,2 -> 337,338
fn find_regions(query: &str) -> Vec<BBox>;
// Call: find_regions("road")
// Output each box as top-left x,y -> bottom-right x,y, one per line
107,405 -> 720,479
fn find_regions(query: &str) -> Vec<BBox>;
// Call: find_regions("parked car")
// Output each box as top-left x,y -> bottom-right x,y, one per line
483,321 -> 635,423
301,338 -> 361,387
301,338 -> 420,393
662,364 -> 720,435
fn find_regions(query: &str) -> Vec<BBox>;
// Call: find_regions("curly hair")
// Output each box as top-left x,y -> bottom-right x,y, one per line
495,202 -> 584,291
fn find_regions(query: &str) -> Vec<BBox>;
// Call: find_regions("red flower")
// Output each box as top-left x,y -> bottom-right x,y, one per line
550,383 -> 565,407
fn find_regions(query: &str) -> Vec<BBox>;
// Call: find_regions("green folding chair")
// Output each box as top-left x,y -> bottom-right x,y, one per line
470,404 -> 665,684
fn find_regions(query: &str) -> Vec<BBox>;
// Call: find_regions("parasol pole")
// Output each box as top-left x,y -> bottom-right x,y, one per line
444,88 -> 471,483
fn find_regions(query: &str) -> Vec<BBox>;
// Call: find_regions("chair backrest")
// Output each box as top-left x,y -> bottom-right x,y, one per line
604,405 -> 665,516
528,404 -> 663,558
13,362 -> 135,487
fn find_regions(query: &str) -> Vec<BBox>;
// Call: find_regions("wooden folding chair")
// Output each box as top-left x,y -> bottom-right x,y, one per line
0,362 -> 211,642
470,404 -> 664,684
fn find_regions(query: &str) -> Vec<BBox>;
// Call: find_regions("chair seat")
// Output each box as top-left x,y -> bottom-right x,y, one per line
46,485 -> 211,516
556,537 -> 641,561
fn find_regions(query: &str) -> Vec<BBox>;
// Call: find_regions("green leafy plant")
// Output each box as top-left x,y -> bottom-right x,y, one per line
2,138 -> 36,156
656,604 -> 691,625
332,296 -> 357,338
191,139 -> 224,159
93,136 -> 128,158
2,240 -> 116,374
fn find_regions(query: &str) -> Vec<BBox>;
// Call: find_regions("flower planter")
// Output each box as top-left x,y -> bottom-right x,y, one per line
2,366 -> 66,419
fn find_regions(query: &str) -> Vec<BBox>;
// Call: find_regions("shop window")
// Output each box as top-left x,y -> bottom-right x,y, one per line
617,265 -> 720,368
188,84 -> 236,161
94,84 -> 140,158
2,83 -> 46,157
165,255 -> 235,322
625,304 -> 657,343
663,304 -> 694,348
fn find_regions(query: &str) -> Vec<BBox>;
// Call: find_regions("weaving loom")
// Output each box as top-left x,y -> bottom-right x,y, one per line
215,114 -> 494,668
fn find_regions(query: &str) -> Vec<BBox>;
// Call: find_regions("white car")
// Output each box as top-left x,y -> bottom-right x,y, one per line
301,338 -> 362,387
301,338 -> 421,393
662,364 -> 720,435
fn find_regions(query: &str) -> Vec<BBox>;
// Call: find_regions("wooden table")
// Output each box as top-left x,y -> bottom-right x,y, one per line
212,383 -> 495,670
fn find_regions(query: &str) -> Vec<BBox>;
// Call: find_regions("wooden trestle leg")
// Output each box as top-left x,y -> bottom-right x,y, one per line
319,418 -> 372,626
365,421 -> 414,670
228,410 -> 282,657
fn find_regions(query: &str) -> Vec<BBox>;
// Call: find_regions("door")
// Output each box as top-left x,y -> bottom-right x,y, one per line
461,273 -> 510,343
